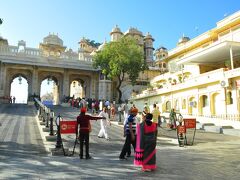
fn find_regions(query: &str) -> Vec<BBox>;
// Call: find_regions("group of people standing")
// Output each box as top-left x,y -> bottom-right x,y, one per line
75,102 -> 160,172
119,103 -> 160,172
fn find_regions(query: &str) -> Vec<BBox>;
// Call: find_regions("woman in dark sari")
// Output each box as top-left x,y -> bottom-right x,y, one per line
134,113 -> 157,172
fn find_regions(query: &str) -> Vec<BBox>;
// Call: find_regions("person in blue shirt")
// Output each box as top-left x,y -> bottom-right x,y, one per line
119,107 -> 138,160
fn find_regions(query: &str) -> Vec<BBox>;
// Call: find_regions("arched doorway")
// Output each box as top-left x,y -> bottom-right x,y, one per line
211,92 -> 221,116
40,76 -> 59,105
188,97 -> 197,115
163,100 -> 171,112
70,79 -> 85,99
10,75 -> 28,104
199,95 -> 209,116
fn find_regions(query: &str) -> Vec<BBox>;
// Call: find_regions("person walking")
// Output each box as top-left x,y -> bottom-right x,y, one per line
98,107 -> 111,140
169,108 -> 177,129
119,107 -> 138,160
134,113 -> 157,172
13,96 -> 16,104
142,106 -> 149,122
151,104 -> 161,127
76,108 -> 105,159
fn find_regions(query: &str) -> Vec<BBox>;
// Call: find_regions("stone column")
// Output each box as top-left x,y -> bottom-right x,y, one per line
0,62 -> 6,96
62,69 -> 69,101
32,66 -> 39,96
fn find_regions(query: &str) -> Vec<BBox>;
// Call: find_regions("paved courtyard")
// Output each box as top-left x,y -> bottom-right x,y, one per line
0,104 -> 240,179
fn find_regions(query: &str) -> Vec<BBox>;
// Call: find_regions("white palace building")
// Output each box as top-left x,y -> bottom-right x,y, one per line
131,11 -> 240,130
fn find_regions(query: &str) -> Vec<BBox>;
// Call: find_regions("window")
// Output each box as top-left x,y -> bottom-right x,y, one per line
202,95 -> 208,107
226,91 -> 233,105
182,99 -> 186,109
166,101 -> 171,112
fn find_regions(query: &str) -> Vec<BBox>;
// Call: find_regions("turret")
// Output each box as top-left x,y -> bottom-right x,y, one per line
39,33 -> 66,57
155,46 -> 168,73
144,32 -> 155,65
110,25 -> 123,42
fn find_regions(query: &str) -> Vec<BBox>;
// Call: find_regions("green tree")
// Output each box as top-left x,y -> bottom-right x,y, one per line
93,37 -> 148,103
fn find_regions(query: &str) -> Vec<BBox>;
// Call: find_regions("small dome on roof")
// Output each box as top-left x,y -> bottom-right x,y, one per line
177,36 -> 190,45
97,40 -> 107,51
110,25 -> 122,35
144,32 -> 154,40
156,46 -> 167,51
125,27 -> 143,36
43,33 -> 63,46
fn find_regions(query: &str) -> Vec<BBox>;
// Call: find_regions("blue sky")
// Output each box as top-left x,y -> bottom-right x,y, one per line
1,0 -> 239,51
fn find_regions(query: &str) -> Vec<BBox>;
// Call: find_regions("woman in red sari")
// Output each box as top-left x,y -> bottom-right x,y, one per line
134,113 -> 157,172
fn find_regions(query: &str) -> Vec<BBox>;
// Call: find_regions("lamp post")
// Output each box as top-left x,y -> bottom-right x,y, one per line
18,76 -> 22,85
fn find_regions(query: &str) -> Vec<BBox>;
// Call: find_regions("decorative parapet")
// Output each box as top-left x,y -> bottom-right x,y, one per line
0,44 -> 91,61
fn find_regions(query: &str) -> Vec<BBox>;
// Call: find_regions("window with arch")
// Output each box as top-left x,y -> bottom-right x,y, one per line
226,91 -> 233,105
202,95 -> 208,107
174,99 -> 179,110
182,99 -> 186,109
166,101 -> 171,112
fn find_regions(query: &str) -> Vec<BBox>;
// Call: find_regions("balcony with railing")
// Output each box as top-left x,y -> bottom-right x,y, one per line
132,68 -> 239,99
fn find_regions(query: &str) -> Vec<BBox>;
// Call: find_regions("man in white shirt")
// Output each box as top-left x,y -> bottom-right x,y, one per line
98,107 -> 111,140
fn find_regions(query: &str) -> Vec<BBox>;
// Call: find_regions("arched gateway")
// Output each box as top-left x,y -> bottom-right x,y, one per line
0,34 -> 111,104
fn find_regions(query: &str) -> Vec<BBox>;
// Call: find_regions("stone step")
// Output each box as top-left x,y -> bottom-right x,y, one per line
46,135 -> 57,141
40,122 -> 46,126
42,127 -> 50,132
204,125 -> 221,133
221,126 -> 233,129
222,129 -> 240,136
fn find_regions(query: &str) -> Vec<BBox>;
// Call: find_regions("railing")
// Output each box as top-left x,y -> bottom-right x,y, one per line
180,113 -> 240,122
133,68 -> 226,99
0,45 -> 91,61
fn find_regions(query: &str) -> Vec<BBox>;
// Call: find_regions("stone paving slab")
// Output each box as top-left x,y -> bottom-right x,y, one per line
1,104 -> 240,180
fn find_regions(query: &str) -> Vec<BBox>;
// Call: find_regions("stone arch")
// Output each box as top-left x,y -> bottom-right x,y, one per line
70,78 -> 85,99
188,96 -> 197,115
7,69 -> 32,100
162,100 -> 171,112
199,95 -> 209,116
210,92 -> 220,116
10,74 -> 29,103
226,90 -> 233,105
39,72 -> 62,105
174,99 -> 179,111
69,74 -> 91,99
182,99 -> 186,109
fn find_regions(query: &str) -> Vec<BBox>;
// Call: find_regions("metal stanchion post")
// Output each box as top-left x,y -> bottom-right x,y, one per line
49,109 -> 54,136
42,107 -> 46,122
55,114 -> 63,148
46,108 -> 49,128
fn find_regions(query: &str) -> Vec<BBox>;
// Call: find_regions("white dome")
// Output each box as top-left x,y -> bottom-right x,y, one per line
97,40 -> 107,51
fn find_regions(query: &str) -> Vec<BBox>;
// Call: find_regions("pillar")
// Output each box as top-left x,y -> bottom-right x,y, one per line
0,62 -> 6,96
32,66 -> 39,96
230,46 -> 234,70
62,69 -> 69,101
